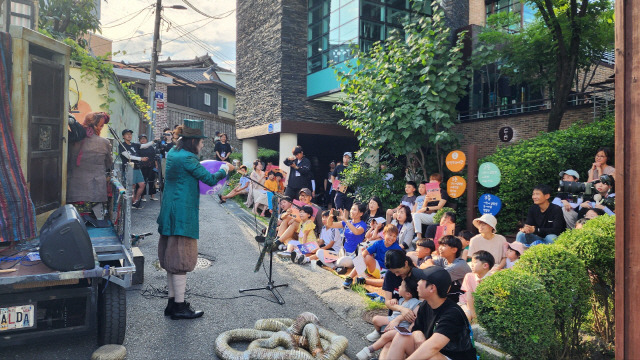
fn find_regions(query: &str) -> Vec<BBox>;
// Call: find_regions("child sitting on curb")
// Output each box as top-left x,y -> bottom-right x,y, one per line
459,250 -> 495,322
295,210 -> 342,265
279,206 -> 316,262
342,224 -> 403,288
356,277 -> 422,360
407,238 -> 436,269
458,230 -> 473,263
505,241 -> 526,269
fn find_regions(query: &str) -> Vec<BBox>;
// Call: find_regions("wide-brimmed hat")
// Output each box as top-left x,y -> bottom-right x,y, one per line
181,119 -> 207,139
473,214 -> 497,232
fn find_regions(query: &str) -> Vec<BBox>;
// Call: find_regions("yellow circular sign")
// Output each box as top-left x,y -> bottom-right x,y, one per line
445,150 -> 466,173
447,176 -> 467,198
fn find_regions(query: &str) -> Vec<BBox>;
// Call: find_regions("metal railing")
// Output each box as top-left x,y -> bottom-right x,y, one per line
457,87 -> 614,122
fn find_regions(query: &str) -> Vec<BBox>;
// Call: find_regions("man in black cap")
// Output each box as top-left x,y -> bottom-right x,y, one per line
119,129 -> 154,208
380,266 -> 477,360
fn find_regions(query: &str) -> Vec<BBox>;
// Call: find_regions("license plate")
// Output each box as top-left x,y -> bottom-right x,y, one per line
0,305 -> 35,331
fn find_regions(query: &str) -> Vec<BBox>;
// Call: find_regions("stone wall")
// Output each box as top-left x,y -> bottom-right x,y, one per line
453,105 -> 601,159
441,0 -> 470,32
236,0 -> 283,130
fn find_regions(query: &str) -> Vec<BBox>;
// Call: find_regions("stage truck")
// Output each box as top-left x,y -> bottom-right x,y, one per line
0,26 -> 139,346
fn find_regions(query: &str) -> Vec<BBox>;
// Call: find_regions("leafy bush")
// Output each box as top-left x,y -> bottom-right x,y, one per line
479,114 -> 614,233
258,147 -> 279,164
339,158 -> 405,209
556,215 -> 615,344
513,245 -> 591,358
475,270 -> 555,359
228,152 -> 242,163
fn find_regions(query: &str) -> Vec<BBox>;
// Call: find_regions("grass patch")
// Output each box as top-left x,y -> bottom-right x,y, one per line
221,185 -> 269,226
352,284 -> 387,311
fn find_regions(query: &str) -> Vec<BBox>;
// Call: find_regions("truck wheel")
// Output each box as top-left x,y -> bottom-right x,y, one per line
97,282 -> 126,345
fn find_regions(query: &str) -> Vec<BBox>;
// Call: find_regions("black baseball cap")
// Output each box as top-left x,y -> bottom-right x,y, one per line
138,134 -> 147,139
122,129 -> 133,136
412,266 -> 451,298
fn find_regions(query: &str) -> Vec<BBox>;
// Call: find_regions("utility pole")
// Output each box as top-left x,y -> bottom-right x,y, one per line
147,0 -> 163,139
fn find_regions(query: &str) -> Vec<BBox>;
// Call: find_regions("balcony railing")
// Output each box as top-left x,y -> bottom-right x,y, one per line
457,87 -> 614,122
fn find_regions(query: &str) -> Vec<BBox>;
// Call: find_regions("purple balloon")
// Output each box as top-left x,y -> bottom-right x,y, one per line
199,160 -> 228,195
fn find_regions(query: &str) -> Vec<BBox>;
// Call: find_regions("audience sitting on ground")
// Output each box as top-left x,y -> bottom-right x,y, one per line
308,210 -> 342,264
357,277 -> 422,360
413,174 -> 449,240
245,160 -> 265,208
363,196 -> 386,226
459,250 -> 495,323
381,250 -> 417,317
578,174 -> 615,219
391,205 -> 414,250
379,266 -> 477,360
298,188 -> 323,236
343,224 -> 403,289
424,235 -> 471,302
285,206 -> 318,264
516,184 -> 566,246
505,241 -> 526,269
276,188 -> 322,245
316,203 -> 367,272
411,181 -> 428,215
407,239 -> 436,269
587,147 -> 615,182
469,214 -> 507,272
423,211 -> 456,246
386,181 -> 418,224
552,169 -> 583,229
457,230 -> 473,263
274,172 -> 285,192
365,217 -> 386,243
253,170 -> 279,216
218,165 -> 249,204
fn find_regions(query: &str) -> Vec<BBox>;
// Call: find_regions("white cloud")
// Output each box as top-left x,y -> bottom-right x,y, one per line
100,0 -> 236,70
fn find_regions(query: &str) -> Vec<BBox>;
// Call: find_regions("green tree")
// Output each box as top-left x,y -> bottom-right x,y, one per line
474,0 -> 614,131
38,0 -> 101,46
334,1 -> 469,179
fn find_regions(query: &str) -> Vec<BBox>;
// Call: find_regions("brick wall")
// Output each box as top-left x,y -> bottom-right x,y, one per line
165,103 -> 239,160
468,0 -> 486,26
453,106 -> 598,158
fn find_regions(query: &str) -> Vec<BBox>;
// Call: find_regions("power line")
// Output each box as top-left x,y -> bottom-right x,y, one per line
180,0 -> 235,19
123,8 -> 155,50
102,5 -> 154,28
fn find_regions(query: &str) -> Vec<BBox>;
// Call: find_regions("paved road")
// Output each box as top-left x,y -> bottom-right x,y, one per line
1,194 -> 371,359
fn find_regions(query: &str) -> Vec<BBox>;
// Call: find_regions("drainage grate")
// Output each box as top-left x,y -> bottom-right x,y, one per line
194,257 -> 212,269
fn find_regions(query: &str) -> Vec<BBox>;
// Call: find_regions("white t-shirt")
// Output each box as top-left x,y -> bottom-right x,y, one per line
320,226 -> 342,252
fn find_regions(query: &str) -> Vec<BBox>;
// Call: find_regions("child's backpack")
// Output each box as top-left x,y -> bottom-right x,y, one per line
68,114 -> 86,143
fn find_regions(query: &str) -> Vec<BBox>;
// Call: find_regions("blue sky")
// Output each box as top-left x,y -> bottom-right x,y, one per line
100,0 -> 236,71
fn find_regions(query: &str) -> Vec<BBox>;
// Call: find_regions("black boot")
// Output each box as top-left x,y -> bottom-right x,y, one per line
170,301 -> 204,320
164,297 -> 175,316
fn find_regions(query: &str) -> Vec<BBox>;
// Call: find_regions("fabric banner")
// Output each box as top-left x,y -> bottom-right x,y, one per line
0,32 -> 37,242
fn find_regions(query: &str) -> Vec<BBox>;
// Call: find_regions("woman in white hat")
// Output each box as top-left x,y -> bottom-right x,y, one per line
468,214 -> 507,272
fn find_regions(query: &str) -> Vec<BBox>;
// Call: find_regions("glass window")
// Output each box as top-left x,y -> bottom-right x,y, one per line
339,1 -> 359,25
309,22 -> 324,40
361,20 -> 384,41
386,8 -> 408,26
204,93 -> 211,106
386,25 -> 404,39
385,0 -> 409,10
361,2 -> 384,21
329,0 -> 340,13
309,6 -> 324,25
308,37 -> 328,57
330,9 -> 340,30
218,95 -> 228,111
329,28 -> 340,46
340,19 -> 358,42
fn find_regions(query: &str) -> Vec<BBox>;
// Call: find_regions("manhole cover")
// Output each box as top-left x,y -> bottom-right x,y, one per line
194,257 -> 212,269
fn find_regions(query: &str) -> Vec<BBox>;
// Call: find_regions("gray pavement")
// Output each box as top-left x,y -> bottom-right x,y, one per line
1,194 -> 372,359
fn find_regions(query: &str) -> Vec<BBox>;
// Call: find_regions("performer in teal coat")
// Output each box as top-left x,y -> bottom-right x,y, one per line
157,119 -> 234,320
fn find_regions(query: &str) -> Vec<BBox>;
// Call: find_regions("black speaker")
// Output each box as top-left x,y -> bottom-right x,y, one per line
39,205 -> 95,271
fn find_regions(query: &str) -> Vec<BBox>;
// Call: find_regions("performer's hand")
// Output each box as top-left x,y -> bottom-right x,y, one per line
224,162 -> 235,172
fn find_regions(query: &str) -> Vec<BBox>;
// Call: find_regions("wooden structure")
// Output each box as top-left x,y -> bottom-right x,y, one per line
615,1 -> 640,358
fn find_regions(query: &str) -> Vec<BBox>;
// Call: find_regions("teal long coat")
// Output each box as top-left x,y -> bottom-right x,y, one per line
157,148 -> 226,239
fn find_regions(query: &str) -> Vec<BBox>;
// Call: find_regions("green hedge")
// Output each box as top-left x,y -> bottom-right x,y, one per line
556,215 -> 615,344
475,270 -> 555,359
479,114 -> 614,233
513,245 -> 591,358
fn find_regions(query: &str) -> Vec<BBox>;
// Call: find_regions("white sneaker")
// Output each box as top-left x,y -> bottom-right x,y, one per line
278,244 -> 286,251
277,251 -> 291,257
298,256 -> 310,265
356,347 -> 372,360
365,330 -> 381,342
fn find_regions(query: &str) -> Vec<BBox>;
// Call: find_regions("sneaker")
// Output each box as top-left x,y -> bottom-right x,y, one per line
356,346 -> 373,359
342,277 -> 353,289
291,252 -> 298,263
278,244 -> 287,251
150,197 -> 159,201
217,194 -> 226,204
132,200 -> 142,209
299,256 -> 310,264
372,295 -> 386,303
365,330 -> 381,342
365,292 -> 379,298
315,260 -> 324,267
277,251 -> 291,257
141,197 -> 147,202
335,267 -> 348,275
355,277 -> 366,285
